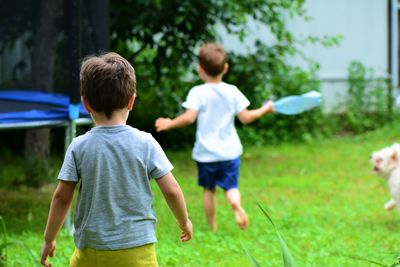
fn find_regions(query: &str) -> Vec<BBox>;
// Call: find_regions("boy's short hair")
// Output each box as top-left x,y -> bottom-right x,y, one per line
80,52 -> 136,118
198,43 -> 227,77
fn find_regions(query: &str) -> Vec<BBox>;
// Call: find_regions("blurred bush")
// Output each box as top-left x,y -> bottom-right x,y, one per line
111,0 -> 341,147
335,61 -> 395,134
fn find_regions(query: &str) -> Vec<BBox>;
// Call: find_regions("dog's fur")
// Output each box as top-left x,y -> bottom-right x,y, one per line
370,143 -> 400,211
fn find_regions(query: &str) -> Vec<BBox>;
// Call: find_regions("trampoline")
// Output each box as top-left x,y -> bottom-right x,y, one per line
0,89 -> 92,233
0,0 -> 108,233
0,89 -> 91,130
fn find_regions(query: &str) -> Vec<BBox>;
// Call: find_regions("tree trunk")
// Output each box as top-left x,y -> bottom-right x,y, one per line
25,0 -> 63,160
32,0 -> 63,91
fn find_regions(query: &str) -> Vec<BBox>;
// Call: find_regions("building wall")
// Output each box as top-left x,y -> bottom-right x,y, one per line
219,0 -> 389,112
287,0 -> 388,112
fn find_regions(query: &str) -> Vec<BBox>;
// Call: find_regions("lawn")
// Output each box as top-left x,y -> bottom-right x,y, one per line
2,122 -> 400,266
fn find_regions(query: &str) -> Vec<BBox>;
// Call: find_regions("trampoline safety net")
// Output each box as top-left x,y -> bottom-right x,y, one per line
0,0 -> 109,104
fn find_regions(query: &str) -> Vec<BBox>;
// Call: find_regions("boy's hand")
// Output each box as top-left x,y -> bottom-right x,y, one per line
40,240 -> 56,267
177,218 -> 193,242
263,100 -> 275,113
155,117 -> 172,132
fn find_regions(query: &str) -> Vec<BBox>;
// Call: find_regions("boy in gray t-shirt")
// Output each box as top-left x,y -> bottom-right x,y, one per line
40,52 -> 192,267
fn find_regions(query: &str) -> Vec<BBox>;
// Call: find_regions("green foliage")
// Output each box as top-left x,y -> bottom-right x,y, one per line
0,216 -> 36,266
337,61 -> 395,134
226,43 -> 331,144
110,0 -> 338,146
0,217 -> 6,266
0,147 -> 62,189
0,149 -> 24,188
23,158 -> 51,188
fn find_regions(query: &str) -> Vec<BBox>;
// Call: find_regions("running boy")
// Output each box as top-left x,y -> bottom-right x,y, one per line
155,43 -> 274,231
40,52 -> 192,267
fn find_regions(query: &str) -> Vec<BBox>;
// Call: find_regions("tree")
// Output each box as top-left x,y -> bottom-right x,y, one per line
110,0 -> 338,146
25,0 -> 64,165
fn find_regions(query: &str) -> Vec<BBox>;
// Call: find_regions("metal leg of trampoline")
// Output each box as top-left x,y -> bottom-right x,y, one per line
64,119 -> 76,235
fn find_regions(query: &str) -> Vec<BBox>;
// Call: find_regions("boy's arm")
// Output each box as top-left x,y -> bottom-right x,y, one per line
237,100 -> 274,125
40,180 -> 76,267
155,109 -> 197,132
156,172 -> 192,241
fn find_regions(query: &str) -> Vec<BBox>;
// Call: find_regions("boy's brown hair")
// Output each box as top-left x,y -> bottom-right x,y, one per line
198,43 -> 227,77
80,52 -> 136,119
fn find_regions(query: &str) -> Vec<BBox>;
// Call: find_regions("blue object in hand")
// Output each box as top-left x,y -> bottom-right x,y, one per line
271,90 -> 322,115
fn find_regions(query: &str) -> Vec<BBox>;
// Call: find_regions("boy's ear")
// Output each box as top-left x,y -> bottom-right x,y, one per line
127,94 -> 136,111
197,64 -> 203,74
197,65 -> 206,80
223,63 -> 229,74
81,96 -> 92,113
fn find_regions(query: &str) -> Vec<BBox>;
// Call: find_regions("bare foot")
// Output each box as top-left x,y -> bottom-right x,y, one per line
233,206 -> 249,230
384,199 -> 396,211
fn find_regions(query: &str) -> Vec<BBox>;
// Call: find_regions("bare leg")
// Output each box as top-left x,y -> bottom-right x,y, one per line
225,188 -> 249,230
203,188 -> 217,231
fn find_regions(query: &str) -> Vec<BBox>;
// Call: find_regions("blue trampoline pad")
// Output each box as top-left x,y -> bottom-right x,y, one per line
0,90 -> 88,123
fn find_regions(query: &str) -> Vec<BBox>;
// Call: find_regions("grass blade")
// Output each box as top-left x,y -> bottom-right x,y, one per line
338,254 -> 388,266
240,241 -> 262,267
4,240 -> 37,266
257,202 -> 297,267
0,216 -> 38,266
0,216 -> 7,261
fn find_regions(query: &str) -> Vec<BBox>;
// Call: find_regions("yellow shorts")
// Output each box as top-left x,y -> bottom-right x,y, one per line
69,243 -> 158,267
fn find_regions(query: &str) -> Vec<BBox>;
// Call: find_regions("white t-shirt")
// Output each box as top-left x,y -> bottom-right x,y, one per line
182,82 -> 250,162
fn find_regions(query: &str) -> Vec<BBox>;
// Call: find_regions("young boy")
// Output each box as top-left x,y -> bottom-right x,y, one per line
40,52 -> 192,267
155,43 -> 274,232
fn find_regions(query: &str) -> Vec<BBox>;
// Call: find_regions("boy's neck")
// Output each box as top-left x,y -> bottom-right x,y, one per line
201,73 -> 224,84
91,109 -> 129,126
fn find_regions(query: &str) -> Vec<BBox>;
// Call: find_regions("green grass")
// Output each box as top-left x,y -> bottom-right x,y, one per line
2,122 -> 400,266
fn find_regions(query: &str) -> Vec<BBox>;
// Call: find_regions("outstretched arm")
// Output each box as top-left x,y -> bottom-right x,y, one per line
155,109 -> 197,132
156,172 -> 192,242
40,180 -> 76,267
237,100 -> 274,125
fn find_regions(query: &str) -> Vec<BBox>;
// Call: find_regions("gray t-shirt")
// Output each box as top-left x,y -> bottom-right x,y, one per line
58,125 -> 173,250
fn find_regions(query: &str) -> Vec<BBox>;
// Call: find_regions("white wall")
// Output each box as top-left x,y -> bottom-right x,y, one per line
219,0 -> 389,112
288,0 -> 388,112
217,18 -> 275,55
288,0 -> 388,77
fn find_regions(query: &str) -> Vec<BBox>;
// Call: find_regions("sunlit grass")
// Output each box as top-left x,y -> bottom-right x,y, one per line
2,122 -> 400,266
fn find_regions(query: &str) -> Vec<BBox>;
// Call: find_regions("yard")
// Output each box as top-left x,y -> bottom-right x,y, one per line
1,122 -> 400,266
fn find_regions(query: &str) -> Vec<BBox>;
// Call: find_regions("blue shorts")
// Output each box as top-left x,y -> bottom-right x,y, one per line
196,157 -> 240,190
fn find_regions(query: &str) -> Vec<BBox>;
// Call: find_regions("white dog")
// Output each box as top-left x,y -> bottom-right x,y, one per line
370,143 -> 400,211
